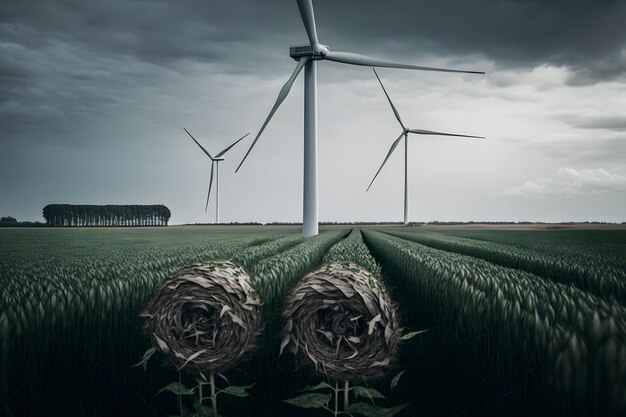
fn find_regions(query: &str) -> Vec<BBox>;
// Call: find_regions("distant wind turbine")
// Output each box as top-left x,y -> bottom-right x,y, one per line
235,0 -> 484,237
367,68 -> 485,225
184,128 -> 249,223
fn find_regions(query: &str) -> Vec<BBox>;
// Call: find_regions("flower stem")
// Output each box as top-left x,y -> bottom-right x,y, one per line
344,381 -> 349,410
178,372 -> 183,415
210,370 -> 217,416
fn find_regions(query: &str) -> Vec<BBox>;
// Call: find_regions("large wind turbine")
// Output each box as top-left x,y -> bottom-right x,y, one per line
366,69 -> 485,225
184,128 -> 249,223
236,0 -> 484,237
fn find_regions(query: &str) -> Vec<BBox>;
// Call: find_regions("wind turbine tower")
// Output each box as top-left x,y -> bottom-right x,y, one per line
236,0 -> 484,237
184,128 -> 249,223
367,69 -> 485,225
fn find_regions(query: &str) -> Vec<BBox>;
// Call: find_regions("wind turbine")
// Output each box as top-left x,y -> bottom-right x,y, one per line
236,0 -> 484,237
184,128 -> 249,223
366,68 -> 485,225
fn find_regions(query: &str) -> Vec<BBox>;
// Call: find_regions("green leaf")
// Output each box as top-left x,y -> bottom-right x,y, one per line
132,347 -> 156,371
300,381 -> 333,392
348,402 -> 409,417
352,386 -> 386,400
401,329 -> 428,341
284,393 -> 332,409
219,384 -> 253,398
390,371 -> 405,390
157,382 -> 195,396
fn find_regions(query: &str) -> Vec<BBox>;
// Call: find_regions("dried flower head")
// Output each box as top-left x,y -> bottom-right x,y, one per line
141,260 -> 262,374
281,262 -> 400,381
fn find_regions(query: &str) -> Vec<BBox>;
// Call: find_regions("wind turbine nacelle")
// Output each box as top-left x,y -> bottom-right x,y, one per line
289,44 -> 329,60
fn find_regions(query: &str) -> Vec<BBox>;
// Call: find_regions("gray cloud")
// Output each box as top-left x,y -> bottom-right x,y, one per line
564,115 -> 626,132
2,0 -> 625,74
318,0 -> 626,83
2,0 -> 624,133
499,167 -> 626,196
518,132 -> 626,163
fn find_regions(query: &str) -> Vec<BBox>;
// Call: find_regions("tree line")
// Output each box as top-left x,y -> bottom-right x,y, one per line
42,204 -> 171,227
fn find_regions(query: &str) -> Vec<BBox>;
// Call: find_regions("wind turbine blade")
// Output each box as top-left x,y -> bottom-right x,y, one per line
184,128 -> 213,159
408,128 -> 485,139
373,68 -> 404,129
367,132 -> 405,192
297,0 -> 319,44
236,57 -> 309,172
325,51 -> 485,74
205,162 -> 215,212
215,132 -> 250,158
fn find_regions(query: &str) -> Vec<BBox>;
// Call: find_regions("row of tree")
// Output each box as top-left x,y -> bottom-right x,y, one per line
42,205 -> 171,227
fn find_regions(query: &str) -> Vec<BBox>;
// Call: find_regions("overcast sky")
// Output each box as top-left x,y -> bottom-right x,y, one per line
1,0 -> 625,224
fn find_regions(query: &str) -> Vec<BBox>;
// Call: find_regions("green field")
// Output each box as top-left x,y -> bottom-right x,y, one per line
1,227 -> 625,417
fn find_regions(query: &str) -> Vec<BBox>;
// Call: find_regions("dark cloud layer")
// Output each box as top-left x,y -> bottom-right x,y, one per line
321,0 -> 626,80
2,0 -> 625,74
1,0 -> 624,137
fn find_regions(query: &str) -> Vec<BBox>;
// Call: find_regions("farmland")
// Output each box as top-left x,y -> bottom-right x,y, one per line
1,226 -> 625,417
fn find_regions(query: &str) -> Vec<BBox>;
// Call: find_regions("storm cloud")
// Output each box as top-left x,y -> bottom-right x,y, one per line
2,0 -> 625,136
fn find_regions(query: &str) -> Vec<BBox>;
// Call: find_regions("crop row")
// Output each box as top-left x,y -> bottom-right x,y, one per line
0,233 -> 279,352
382,229 -> 626,306
232,233 -> 304,270
251,230 -> 348,320
0,231 -> 284,416
2,228 -> 349,416
215,229 -> 350,417
323,229 -> 380,275
440,229 -> 626,270
363,230 -> 626,416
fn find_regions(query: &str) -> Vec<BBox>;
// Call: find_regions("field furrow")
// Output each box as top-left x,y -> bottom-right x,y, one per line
230,229 -> 349,416
381,228 -> 626,306
232,233 -> 305,270
1,226 -> 624,417
363,229 -> 626,416
251,229 -> 349,331
323,228 -> 381,274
